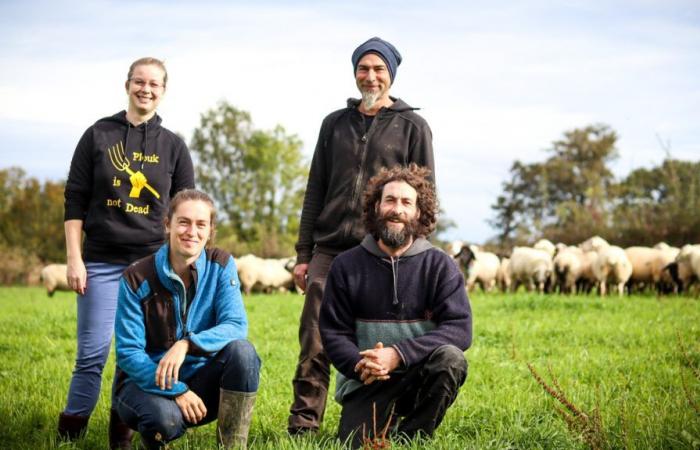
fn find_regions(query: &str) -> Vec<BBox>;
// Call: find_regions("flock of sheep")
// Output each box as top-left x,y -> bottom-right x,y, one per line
38,238 -> 700,298
449,237 -> 700,297
39,253 -> 299,297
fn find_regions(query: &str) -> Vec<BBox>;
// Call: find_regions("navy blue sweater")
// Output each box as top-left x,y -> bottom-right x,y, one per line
319,235 -> 472,402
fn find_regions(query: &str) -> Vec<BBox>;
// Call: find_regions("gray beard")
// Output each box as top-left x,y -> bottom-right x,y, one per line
361,90 -> 379,110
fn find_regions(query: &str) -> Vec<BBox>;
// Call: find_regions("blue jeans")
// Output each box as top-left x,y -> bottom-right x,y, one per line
115,340 -> 261,448
64,262 -> 127,416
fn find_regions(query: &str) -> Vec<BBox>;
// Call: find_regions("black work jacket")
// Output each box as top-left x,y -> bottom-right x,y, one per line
295,97 -> 435,263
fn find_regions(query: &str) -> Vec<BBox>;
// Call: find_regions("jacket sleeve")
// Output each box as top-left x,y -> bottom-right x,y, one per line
408,118 -> 435,184
64,128 -> 95,221
295,116 -> 331,264
169,137 -> 195,197
115,278 -> 189,397
394,256 -> 472,367
319,260 -> 362,381
187,256 -> 248,352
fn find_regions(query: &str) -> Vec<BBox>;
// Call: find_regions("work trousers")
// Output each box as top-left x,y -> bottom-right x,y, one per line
115,340 -> 260,449
338,345 -> 468,448
288,251 -> 335,431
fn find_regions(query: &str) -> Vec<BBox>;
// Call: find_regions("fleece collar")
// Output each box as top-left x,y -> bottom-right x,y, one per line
154,244 -> 204,293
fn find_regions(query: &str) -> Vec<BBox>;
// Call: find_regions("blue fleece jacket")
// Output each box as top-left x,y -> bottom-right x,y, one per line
115,244 -> 247,397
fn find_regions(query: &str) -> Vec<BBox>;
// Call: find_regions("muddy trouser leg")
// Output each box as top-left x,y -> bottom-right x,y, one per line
337,345 -> 468,448
288,252 -> 335,431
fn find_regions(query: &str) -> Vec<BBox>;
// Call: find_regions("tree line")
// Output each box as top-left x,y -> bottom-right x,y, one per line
2,108 -> 695,284
489,124 -> 700,252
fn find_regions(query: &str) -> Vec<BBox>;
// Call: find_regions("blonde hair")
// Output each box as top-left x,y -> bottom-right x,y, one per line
126,57 -> 168,87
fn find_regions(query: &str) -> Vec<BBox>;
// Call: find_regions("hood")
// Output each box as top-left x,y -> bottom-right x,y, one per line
97,110 -> 163,171
360,234 -> 433,258
346,97 -> 419,113
97,110 -> 163,129
360,234 -> 433,307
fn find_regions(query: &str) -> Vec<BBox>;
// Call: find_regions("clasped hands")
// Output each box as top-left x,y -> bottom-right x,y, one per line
156,339 -> 208,424
354,342 -> 401,385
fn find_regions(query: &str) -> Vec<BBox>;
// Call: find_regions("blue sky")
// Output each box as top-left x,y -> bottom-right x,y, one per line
1,0 -> 698,243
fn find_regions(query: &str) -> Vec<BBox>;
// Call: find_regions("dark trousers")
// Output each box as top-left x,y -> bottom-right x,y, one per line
338,345 -> 468,448
288,252 -> 335,431
115,340 -> 260,449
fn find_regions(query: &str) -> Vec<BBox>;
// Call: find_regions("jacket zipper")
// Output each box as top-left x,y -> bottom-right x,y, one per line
345,110 -> 380,238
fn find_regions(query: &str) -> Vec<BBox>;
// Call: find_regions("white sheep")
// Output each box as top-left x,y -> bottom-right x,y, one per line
552,246 -> 584,294
467,246 -> 500,292
579,236 -> 610,253
625,246 -> 680,294
533,239 -> 556,257
40,264 -> 70,297
593,246 -> 632,297
508,247 -> 553,294
235,254 -> 295,295
674,244 -> 700,295
496,257 -> 511,292
453,244 -> 500,292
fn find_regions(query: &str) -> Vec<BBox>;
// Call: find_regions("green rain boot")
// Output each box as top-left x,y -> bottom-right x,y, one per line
217,389 -> 256,450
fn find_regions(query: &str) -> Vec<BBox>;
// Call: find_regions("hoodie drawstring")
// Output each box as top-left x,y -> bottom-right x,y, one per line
141,121 -> 148,171
390,256 -> 399,305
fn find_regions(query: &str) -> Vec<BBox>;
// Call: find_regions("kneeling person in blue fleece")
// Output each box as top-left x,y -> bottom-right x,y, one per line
319,164 -> 472,448
114,189 -> 260,449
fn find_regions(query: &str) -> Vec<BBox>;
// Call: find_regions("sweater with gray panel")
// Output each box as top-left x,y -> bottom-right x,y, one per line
319,235 -> 472,402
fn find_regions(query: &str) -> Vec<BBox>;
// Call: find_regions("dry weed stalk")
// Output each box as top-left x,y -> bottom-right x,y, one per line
527,362 -> 606,450
361,402 -> 396,450
677,332 -> 700,415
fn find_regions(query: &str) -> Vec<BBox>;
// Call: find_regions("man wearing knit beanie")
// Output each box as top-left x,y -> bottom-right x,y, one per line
288,36 -> 435,436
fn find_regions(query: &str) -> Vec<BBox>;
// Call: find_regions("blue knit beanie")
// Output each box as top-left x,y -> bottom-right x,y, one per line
351,37 -> 402,82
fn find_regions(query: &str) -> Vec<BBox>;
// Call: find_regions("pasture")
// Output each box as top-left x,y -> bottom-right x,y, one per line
0,287 -> 699,449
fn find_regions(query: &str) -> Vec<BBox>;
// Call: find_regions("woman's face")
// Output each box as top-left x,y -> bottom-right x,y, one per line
125,64 -> 166,116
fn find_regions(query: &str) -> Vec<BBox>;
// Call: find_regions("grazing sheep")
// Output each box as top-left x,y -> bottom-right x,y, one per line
552,246 -> 584,294
508,247 -> 553,294
235,254 -> 295,295
579,236 -> 610,253
625,246 -> 680,294
593,246 -> 632,297
673,244 -> 700,295
533,239 -> 556,257
40,264 -> 70,297
496,257 -> 511,292
446,240 -> 464,258
453,244 -> 500,292
577,250 -> 599,294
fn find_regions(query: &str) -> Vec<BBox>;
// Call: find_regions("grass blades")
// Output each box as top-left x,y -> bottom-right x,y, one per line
0,288 -> 699,449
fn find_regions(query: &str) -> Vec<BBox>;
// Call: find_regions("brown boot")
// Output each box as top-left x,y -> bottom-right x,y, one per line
109,408 -> 134,449
217,389 -> 256,450
57,412 -> 89,440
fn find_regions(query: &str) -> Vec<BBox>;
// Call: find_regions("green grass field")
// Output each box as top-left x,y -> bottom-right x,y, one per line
1,287 -> 699,449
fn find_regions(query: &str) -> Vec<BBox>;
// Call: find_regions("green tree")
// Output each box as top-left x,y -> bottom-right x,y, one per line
490,124 -> 618,246
612,159 -> 700,246
189,101 -> 307,257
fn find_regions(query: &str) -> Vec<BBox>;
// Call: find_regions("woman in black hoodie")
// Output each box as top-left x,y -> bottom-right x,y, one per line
58,57 -> 195,447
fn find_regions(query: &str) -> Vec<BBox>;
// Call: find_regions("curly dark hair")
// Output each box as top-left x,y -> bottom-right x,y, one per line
363,163 -> 438,239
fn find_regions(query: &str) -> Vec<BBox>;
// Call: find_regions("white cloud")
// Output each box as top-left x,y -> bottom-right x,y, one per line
1,0 -> 698,243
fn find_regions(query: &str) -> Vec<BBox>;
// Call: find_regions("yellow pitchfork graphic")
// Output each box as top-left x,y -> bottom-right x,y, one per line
107,141 -> 160,199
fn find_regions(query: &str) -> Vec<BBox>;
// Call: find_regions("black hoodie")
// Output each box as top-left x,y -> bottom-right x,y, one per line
64,110 -> 194,264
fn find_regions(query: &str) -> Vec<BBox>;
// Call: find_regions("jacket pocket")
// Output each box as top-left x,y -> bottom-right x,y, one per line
140,292 -> 177,351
